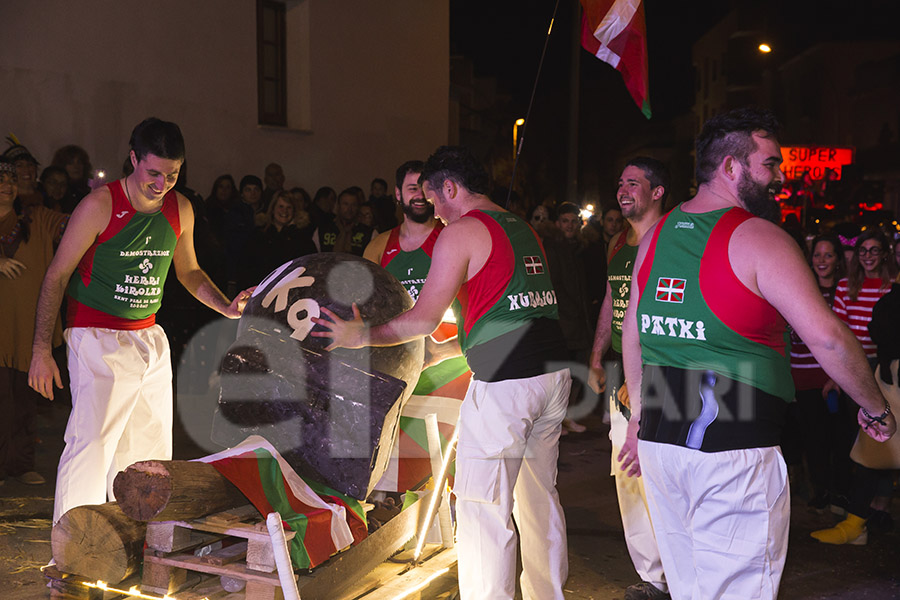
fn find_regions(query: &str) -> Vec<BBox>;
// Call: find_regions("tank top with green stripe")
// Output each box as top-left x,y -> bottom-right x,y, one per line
608,235 -> 638,354
453,210 -> 565,381
455,210 -> 558,353
635,205 -> 793,401
67,180 -> 181,321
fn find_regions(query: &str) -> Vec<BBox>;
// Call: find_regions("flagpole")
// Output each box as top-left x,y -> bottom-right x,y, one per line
506,0 -> 562,208
566,0 -> 581,206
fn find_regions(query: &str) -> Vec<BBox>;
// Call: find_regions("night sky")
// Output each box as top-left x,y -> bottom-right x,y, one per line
448,0 -> 896,206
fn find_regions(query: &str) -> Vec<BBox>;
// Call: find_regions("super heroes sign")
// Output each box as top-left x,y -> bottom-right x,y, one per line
780,146 -> 854,180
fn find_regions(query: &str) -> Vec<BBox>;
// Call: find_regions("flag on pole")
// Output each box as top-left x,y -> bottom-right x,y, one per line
580,0 -> 651,119
197,436 -> 367,570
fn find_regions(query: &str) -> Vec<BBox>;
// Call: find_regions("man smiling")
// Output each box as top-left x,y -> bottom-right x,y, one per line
619,107 -> 895,599
28,118 -> 253,524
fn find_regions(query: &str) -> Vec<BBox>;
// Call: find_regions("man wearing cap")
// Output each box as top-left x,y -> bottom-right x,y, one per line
28,118 -> 253,523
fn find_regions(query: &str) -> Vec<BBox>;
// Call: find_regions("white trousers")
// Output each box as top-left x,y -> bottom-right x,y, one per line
54,326 -> 173,523
611,399 -> 667,593
638,440 -> 789,600
454,369 -> 571,600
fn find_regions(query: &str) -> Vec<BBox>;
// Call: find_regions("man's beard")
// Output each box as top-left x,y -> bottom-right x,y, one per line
738,171 -> 782,223
403,201 -> 434,224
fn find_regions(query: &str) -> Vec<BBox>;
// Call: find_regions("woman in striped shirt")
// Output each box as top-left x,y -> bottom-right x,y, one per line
816,230 -> 897,515
789,232 -> 845,510
832,230 -> 897,361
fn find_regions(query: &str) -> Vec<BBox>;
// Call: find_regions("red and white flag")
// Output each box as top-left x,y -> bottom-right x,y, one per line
580,0 -> 651,119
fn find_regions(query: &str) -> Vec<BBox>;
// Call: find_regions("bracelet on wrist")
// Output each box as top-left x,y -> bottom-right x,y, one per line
861,401 -> 892,426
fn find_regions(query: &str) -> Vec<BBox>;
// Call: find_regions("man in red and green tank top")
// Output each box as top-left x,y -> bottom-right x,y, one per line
314,146 -> 571,600
587,157 -> 670,600
29,118 -> 254,524
364,160 -> 469,492
619,108 -> 895,600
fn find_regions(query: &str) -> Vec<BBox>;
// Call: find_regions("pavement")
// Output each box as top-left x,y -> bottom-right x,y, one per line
1,395 -> 899,599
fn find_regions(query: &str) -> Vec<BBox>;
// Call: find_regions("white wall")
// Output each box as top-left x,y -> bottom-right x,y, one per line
0,0 -> 448,196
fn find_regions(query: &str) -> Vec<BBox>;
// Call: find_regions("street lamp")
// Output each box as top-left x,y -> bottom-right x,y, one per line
758,42 -> 772,53
512,118 -> 525,161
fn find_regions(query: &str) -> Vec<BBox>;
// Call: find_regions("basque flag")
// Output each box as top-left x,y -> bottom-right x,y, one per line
197,436 -> 366,570
580,0 -> 651,119
524,256 -> 544,274
656,277 -> 686,303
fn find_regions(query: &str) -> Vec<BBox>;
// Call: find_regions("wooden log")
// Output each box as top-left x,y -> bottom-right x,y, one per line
50,502 -> 147,584
113,460 -> 248,521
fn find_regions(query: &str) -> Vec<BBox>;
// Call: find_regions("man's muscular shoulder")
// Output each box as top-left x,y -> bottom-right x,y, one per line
70,186 -> 113,233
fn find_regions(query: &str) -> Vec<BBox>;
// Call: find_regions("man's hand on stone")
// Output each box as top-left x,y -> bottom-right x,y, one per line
311,303 -> 367,351
225,286 -> 256,318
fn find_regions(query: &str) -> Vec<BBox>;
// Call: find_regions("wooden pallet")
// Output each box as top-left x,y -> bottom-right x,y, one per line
142,505 -> 297,599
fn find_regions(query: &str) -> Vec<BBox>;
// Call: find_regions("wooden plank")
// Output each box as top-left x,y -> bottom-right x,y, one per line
199,504 -> 261,525
424,413 -> 455,549
359,547 -> 458,600
160,517 -> 296,543
297,494 -> 425,600
246,579 -> 284,600
141,559 -> 202,595
143,551 -> 296,587
247,535 -> 277,573
201,540 -> 249,566
146,521 -> 223,553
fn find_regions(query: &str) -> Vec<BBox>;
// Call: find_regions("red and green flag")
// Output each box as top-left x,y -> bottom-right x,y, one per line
197,436 -> 367,570
375,355 -> 469,493
580,0 -> 652,119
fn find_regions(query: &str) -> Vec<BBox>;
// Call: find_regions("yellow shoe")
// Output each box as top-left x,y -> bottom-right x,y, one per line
811,513 -> 868,545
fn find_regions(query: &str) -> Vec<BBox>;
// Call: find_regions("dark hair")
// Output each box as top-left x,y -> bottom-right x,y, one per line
624,156 -> 670,202
39,165 -> 68,183
313,186 -> 336,205
207,174 -> 238,204
239,174 -> 263,192
419,146 -> 491,196
129,117 -> 185,162
339,186 -> 362,205
695,107 -> 781,185
395,160 -> 425,191
603,205 -> 622,216
556,202 -> 581,218
371,177 -> 388,189
809,232 -> 847,283
50,145 -> 92,182
289,186 -> 311,209
848,229 -> 896,300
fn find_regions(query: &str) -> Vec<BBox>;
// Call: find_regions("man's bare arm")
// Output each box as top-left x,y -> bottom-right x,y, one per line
618,229 -> 654,477
587,283 -> 613,393
28,191 -> 110,399
741,220 -> 895,440
312,218 -> 482,350
172,195 -> 251,318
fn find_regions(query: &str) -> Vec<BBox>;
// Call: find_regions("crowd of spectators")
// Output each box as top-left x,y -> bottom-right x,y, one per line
2,136 -> 898,549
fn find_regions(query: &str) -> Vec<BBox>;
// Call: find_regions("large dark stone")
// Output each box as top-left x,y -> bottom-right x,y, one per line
214,253 -> 424,499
